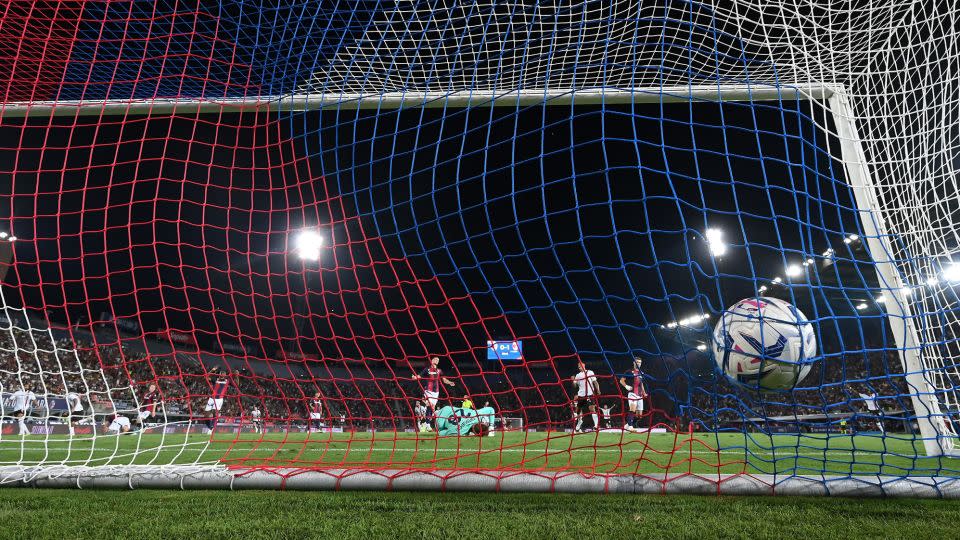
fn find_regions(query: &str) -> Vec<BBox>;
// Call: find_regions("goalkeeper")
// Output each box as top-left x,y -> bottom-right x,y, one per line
434,405 -> 496,436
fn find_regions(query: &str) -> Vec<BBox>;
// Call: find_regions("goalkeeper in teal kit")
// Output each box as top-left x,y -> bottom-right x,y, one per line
434,405 -> 497,436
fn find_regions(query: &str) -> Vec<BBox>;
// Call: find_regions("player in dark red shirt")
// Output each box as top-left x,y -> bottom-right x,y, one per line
307,391 -> 324,432
204,367 -> 233,432
136,383 -> 160,430
412,356 -> 456,427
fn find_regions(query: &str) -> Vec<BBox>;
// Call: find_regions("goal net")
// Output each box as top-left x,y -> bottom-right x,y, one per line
1,1 -> 960,496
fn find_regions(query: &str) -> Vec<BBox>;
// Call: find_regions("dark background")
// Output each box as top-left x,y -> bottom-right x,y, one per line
0,99 -> 886,382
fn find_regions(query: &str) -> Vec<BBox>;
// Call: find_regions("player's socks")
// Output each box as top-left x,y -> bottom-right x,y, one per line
625,412 -> 634,429
574,417 -> 583,432
18,419 -> 28,435
68,425 -> 75,436
591,414 -> 599,430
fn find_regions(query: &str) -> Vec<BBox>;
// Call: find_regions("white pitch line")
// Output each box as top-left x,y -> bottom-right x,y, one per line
1,443 -> 930,458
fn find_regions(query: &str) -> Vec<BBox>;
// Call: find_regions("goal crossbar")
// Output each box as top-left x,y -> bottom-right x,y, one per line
0,84 -> 838,117
4,80 -> 954,495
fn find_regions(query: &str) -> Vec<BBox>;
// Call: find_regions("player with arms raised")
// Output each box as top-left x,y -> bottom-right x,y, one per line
619,358 -> 646,432
572,359 -> 600,432
412,356 -> 456,427
203,367 -> 233,433
137,383 -> 160,430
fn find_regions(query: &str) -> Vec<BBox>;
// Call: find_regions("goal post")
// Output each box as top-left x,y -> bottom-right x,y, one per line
2,82 -> 958,494
826,90 -> 958,458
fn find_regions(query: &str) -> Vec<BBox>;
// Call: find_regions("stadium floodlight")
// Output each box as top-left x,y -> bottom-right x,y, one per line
943,264 -> 960,283
843,237 -> 852,244
901,286 -> 913,297
665,321 -> 678,329
927,276 -> 940,287
293,230 -> 323,261
758,285 -> 768,292
704,228 -> 726,257
0,232 -> 7,239
856,302 -> 868,311
876,295 -> 886,304
785,264 -> 802,278
822,248 -> 835,257
696,344 -> 707,351
806,258 -> 815,265
8,236 -> 16,242
772,276 -> 782,284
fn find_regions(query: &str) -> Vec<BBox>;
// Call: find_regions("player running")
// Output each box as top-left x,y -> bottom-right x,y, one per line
65,390 -> 85,436
433,404 -> 497,437
619,358 -> 646,432
412,356 -> 456,426
307,391 -> 324,432
137,383 -> 160,430
249,405 -> 263,434
203,367 -> 233,433
8,385 -> 37,436
572,359 -> 600,432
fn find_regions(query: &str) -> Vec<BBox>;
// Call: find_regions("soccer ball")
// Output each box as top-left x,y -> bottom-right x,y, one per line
711,297 -> 816,391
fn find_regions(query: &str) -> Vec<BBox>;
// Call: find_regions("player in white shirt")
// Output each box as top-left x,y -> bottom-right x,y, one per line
599,403 -> 615,429
250,405 -> 263,434
8,387 -> 37,435
414,400 -> 430,432
859,391 -> 884,433
107,414 -> 131,434
65,390 -> 85,436
571,359 -> 600,432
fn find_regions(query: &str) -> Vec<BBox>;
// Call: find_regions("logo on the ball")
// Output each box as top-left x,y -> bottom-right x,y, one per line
740,333 -> 787,358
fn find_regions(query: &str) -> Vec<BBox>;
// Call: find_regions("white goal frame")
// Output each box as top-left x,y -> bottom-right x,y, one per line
1,83 -> 956,496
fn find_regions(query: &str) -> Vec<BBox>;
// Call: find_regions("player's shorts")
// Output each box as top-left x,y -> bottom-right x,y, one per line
309,412 -> 323,420
138,410 -> 153,420
70,411 -> 84,421
575,397 -> 594,413
628,392 -> 644,411
204,398 -> 224,412
108,418 -> 131,432
12,408 -> 26,417
424,391 -> 439,408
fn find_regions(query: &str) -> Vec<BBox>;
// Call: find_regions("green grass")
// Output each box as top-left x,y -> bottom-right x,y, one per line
3,432 -> 959,539
0,488 -> 958,540
2,430 -> 960,477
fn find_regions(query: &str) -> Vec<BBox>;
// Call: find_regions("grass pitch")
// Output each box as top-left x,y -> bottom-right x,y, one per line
1,429 -> 959,477
2,431 -> 959,539
0,488 -> 958,540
